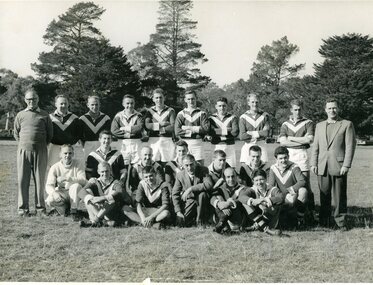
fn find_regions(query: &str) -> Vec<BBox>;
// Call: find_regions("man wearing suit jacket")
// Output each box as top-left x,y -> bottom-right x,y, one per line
311,98 -> 356,230
172,154 -> 213,227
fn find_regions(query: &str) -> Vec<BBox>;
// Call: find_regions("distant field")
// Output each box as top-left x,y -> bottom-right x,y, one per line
0,142 -> 372,282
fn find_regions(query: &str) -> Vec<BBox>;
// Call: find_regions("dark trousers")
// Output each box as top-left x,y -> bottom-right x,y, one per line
318,171 -> 347,227
182,192 -> 209,226
214,203 -> 246,230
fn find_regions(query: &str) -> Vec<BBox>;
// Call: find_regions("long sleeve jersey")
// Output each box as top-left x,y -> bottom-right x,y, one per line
239,162 -> 270,187
136,181 -> 170,209
268,162 -> 306,194
144,106 -> 175,138
85,148 -> 121,179
79,112 -> 111,143
208,113 -> 239,145
210,183 -> 252,209
174,108 -> 209,140
49,111 -> 80,145
239,111 -> 270,143
245,184 -> 284,206
279,116 -> 314,149
111,110 -> 144,139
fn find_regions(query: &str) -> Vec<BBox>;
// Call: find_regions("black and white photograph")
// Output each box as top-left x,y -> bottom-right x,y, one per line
0,0 -> 372,282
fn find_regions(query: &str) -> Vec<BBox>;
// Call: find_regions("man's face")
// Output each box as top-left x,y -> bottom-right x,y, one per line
291,104 -> 302,119
176,146 -> 188,159
98,166 -> 111,181
213,155 -> 226,171
325,102 -> 338,120
215,101 -> 227,115
224,168 -> 237,187
247,95 -> 259,111
87,98 -> 100,114
184,93 -> 197,108
141,148 -> 153,165
249,150 -> 261,166
24,91 -> 39,110
143,172 -> 156,185
99,134 -> 112,149
55,97 -> 69,114
276,154 -> 289,168
122,98 -> 135,112
183,158 -> 196,175
60,146 -> 74,165
153,92 -> 164,107
253,175 -> 266,189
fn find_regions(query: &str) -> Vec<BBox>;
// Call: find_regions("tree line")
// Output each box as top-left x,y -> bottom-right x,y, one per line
0,1 -> 372,136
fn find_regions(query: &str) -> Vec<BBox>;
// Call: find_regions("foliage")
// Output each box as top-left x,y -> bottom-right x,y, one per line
313,33 -> 373,135
32,2 -> 141,117
128,0 -> 210,105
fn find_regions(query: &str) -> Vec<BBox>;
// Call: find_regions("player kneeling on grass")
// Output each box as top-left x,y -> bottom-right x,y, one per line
244,169 -> 283,236
78,161 -> 132,227
45,144 -> 86,220
136,166 -> 171,229
210,167 -> 250,234
268,146 -> 307,229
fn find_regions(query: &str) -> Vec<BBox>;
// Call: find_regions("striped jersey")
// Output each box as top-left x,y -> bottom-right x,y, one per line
136,181 -> 170,208
210,183 -> 251,209
268,162 -> 306,193
239,111 -> 270,143
85,148 -> 121,179
208,113 -> 239,145
145,105 -> 175,137
247,184 -> 284,206
175,108 -> 209,140
111,110 -> 144,139
79,112 -> 111,142
49,111 -> 80,145
279,117 -> 314,149
133,161 -> 165,183
239,162 -> 270,187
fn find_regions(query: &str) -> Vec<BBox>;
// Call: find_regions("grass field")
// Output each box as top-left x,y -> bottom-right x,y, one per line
0,141 -> 373,282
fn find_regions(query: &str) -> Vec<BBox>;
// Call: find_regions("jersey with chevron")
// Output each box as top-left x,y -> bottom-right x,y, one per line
279,117 -> 314,149
175,108 -> 209,140
111,111 -> 143,139
85,148 -> 121,179
145,106 -> 175,137
239,111 -> 270,142
49,111 -> 80,145
136,181 -> 170,208
208,113 -> 239,145
268,162 -> 306,193
79,112 -> 111,142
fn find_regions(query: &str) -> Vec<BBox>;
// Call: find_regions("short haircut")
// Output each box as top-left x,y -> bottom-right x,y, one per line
153,88 -> 164,97
274,146 -> 289,158
224,167 -> 236,176
214,149 -> 227,158
216,97 -> 228,104
25,88 -> 37,97
252,169 -> 267,179
122,94 -> 135,102
98,161 -> 111,171
249,145 -> 262,154
60,144 -> 73,151
142,165 -> 156,175
175,140 -> 188,148
183,154 -> 195,162
141,146 -> 153,154
325,97 -> 338,107
184,90 -> 197,97
55,94 -> 68,103
247,93 -> 258,100
99,130 -> 111,139
290,99 -> 302,108
88,95 -> 100,102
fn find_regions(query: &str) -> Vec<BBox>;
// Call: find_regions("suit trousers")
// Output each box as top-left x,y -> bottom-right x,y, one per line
182,192 -> 209,226
318,170 -> 347,227
17,145 -> 47,212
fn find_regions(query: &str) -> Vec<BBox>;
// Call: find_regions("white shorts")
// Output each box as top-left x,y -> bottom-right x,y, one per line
148,137 -> 175,162
184,139 -> 204,161
112,139 -> 142,164
288,148 -> 309,171
214,144 -> 237,168
240,141 -> 268,164
83,141 -> 100,162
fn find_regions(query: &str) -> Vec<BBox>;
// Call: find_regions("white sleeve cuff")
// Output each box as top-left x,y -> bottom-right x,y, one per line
84,194 -> 94,205
213,199 -> 219,209
153,123 -> 160,131
105,194 -> 115,204
252,131 -> 260,138
247,198 -> 254,206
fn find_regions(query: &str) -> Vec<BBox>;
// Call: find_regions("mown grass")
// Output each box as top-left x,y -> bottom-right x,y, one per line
0,143 -> 373,282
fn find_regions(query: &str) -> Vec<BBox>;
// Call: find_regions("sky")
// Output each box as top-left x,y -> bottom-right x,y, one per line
1,0 -> 373,87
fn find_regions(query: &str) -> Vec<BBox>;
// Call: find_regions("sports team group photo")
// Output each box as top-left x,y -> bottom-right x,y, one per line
0,0 -> 372,283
